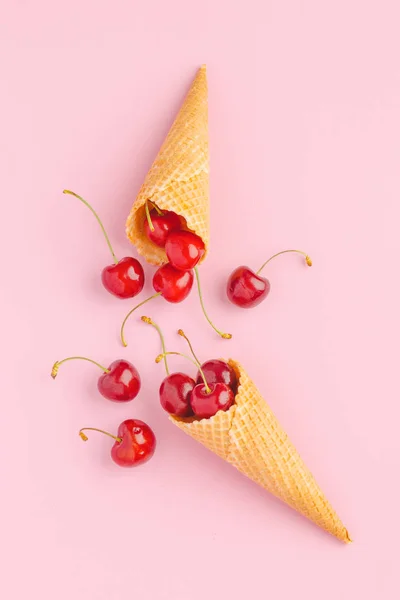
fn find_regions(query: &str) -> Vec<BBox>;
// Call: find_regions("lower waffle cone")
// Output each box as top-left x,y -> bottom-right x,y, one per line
171,360 -> 351,542
126,65 -> 209,265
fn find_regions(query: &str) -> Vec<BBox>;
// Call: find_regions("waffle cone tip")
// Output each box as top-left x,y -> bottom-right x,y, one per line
126,65 -> 209,265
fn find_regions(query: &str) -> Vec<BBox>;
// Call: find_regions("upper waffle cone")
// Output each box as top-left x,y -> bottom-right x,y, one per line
171,360 -> 351,543
126,66 -> 209,265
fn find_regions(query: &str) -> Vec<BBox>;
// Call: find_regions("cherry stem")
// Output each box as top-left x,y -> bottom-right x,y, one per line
79,428 -> 121,443
141,316 -> 169,375
145,201 -> 155,231
63,190 -> 118,265
145,201 -> 164,232
194,268 -> 232,339
156,351 -> 211,393
178,329 -> 202,366
51,356 -> 110,379
256,250 -> 312,275
120,292 -> 162,347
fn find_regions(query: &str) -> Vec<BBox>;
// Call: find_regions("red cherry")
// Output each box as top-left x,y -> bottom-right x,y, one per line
101,257 -> 144,299
63,190 -> 146,298
190,382 -> 235,419
97,360 -> 141,402
111,420 -> 156,467
79,420 -> 156,467
140,316 -> 195,417
51,356 -> 141,402
165,230 -> 205,271
144,209 -> 182,247
153,263 -> 194,302
227,266 -> 270,308
159,372 -> 195,416
227,250 -> 312,309
196,360 -> 238,394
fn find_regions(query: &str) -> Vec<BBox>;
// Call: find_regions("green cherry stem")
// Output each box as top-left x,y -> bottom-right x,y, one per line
256,250 -> 312,275
63,190 -> 118,265
79,428 -> 121,443
177,329 -> 202,365
145,201 -> 155,231
194,267 -> 232,339
141,316 -> 169,375
145,201 -> 164,232
155,351 -> 211,393
120,292 -> 162,347
51,356 -> 110,379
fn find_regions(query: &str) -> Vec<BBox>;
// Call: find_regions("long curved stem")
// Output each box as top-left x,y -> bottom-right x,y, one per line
120,292 -> 162,347
79,428 -> 121,443
156,351 -> 210,393
141,316 -> 169,375
178,329 -> 202,365
51,356 -> 109,379
194,268 -> 232,339
256,250 -> 312,275
63,190 -> 118,264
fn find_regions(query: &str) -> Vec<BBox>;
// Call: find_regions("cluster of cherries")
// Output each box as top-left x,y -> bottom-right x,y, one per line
146,322 -> 237,418
53,190 -> 311,467
120,201 -> 232,345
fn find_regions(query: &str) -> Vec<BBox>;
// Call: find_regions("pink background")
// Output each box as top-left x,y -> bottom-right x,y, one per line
1,1 -> 400,598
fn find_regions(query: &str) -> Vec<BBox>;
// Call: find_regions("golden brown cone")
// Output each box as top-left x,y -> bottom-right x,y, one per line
126,65 -> 209,265
171,359 -> 351,543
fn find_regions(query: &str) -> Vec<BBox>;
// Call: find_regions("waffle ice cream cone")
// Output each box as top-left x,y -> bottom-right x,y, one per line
126,65 -> 209,265
171,359 -> 351,543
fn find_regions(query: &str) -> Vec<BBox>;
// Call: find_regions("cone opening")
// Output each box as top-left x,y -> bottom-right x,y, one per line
126,195 -> 208,267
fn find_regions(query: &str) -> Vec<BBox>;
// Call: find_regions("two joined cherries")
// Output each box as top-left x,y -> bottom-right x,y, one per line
227,249 -> 312,308
51,356 -> 141,402
79,420 -> 156,467
119,202 -> 231,346
63,190 -> 144,299
142,318 -> 236,418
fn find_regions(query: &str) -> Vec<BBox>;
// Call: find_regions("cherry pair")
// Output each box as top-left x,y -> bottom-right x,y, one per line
63,190 -> 145,299
143,318 -> 236,419
227,249 -> 312,308
144,203 -> 205,271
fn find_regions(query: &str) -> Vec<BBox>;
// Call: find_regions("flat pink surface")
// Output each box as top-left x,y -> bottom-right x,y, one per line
1,1 -> 400,598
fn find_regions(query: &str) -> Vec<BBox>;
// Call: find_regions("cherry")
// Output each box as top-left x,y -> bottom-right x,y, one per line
165,230 -> 205,271
227,250 -> 312,308
227,266 -> 270,308
120,264 -> 194,346
63,190 -> 144,299
159,373 -> 195,417
143,202 -> 182,248
79,420 -> 156,467
153,263 -> 194,302
51,356 -> 141,402
190,382 -> 235,419
101,256 -> 145,299
141,316 -> 195,417
196,360 -> 238,394
155,350 -> 234,419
